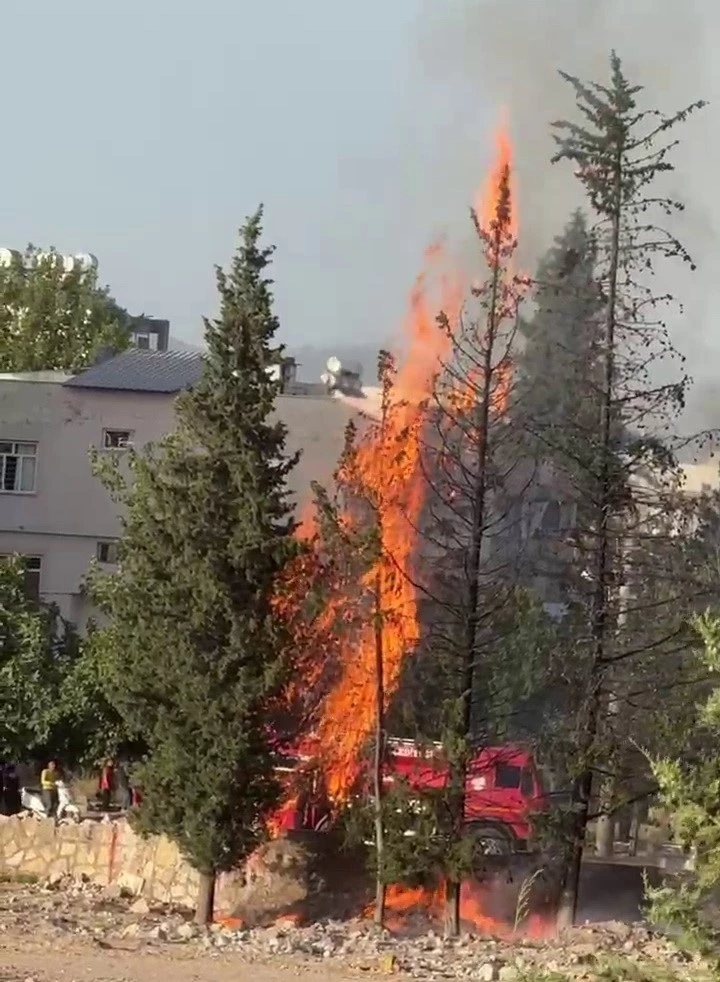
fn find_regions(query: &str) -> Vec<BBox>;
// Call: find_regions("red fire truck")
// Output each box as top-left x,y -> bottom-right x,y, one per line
273,737 -> 547,854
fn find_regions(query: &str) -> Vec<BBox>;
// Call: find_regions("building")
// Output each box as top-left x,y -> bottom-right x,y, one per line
128,316 -> 170,352
0,349 -> 357,627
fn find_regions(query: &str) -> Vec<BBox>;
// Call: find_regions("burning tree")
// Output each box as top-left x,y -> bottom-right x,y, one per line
88,209 -> 299,925
410,131 -> 555,937
536,52 -> 707,926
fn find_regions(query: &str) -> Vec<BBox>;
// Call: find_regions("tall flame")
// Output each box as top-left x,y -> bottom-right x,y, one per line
291,120 -> 518,803
312,244 -> 463,801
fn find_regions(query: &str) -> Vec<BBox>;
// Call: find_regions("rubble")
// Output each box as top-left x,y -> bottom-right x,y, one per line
0,876 -> 712,980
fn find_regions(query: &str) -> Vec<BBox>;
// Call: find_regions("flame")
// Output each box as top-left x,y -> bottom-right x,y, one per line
370,880 -> 555,939
283,120 -> 521,806
311,246 -> 463,801
476,116 -> 517,242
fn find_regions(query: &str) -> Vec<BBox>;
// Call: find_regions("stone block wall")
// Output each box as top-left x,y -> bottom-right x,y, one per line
0,813 -> 250,911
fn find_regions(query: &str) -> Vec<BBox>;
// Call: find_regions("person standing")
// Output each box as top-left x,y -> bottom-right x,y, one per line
99,759 -> 115,811
40,760 -> 59,817
3,763 -> 20,815
114,761 -> 132,811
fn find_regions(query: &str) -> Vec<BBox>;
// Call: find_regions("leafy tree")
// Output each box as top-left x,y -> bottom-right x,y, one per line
545,51 -> 706,926
88,208 -> 299,924
646,612 -> 720,962
0,556 -> 80,761
0,246 -> 129,372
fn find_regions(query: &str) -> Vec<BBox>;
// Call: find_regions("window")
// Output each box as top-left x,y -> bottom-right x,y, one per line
0,441 -> 37,493
495,763 -> 522,789
0,555 -> 41,599
96,540 -> 119,564
520,768 -> 535,798
102,429 -> 133,450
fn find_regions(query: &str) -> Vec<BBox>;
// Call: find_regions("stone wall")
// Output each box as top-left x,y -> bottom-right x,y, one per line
0,813 -> 244,911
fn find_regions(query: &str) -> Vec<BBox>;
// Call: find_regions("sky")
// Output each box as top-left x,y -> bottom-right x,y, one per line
1,0 -> 718,426
0,2 -> 497,352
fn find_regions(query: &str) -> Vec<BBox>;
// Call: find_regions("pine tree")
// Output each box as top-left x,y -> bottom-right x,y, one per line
547,52 -> 706,927
518,210 -> 603,448
89,209 -> 299,924
416,161 -> 553,936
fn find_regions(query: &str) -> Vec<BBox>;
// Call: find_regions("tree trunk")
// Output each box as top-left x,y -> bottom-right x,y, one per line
595,809 -> 614,858
556,839 -> 583,932
443,202 -> 504,938
195,870 -> 216,926
373,569 -> 386,928
444,878 -> 461,937
556,146 -> 623,929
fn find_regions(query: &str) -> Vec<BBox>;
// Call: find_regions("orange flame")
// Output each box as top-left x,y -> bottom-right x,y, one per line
371,881 -> 554,940
312,245 -> 463,801
289,120 -> 520,805
476,117 -> 517,242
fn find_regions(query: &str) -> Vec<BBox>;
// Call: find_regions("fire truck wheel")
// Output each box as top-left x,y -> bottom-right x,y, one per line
469,823 -> 514,856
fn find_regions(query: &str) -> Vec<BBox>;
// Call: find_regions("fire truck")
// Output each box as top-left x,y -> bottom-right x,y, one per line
273,738 -> 547,855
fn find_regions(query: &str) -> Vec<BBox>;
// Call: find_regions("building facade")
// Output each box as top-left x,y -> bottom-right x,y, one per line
0,349 -> 356,627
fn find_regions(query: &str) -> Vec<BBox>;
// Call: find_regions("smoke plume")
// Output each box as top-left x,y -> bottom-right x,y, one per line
418,0 -> 719,440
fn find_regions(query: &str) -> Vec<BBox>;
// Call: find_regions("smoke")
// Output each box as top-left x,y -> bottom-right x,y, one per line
417,0 -> 720,439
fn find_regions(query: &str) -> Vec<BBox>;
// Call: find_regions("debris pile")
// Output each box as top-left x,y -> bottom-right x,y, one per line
0,877 -> 712,980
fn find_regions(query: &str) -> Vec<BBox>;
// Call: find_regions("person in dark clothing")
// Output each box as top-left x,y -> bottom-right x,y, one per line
115,762 -> 131,811
2,764 -> 20,815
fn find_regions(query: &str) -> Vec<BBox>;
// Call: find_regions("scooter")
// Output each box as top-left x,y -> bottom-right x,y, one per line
21,781 -> 81,821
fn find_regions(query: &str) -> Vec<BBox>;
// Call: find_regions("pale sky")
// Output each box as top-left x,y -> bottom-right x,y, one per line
0,2 -> 496,350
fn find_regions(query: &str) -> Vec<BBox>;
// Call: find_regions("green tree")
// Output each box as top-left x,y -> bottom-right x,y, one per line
89,208 -> 299,924
647,611 -> 720,961
547,51 -> 706,926
0,556 -> 80,761
518,210 -> 603,448
0,246 -> 129,372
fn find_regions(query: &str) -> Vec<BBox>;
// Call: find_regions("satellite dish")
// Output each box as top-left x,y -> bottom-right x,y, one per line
326,356 -> 342,375
0,248 -> 17,267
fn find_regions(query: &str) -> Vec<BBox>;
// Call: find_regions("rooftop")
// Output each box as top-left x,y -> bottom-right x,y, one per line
64,349 -> 204,394
0,349 -> 346,398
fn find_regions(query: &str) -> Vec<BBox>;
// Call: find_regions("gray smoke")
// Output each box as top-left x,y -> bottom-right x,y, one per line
417,0 -> 720,441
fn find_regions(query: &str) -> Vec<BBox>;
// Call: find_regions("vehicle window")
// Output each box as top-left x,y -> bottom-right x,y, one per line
495,764 -> 522,788
520,768 -> 535,797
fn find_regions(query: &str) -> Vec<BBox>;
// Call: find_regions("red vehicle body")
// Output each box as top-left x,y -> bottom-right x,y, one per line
274,737 -> 547,853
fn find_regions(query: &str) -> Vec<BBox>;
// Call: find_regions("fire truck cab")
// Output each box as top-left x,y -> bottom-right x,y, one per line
273,738 -> 547,854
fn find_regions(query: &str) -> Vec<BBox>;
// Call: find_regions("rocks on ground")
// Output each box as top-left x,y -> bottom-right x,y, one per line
0,877 -> 711,981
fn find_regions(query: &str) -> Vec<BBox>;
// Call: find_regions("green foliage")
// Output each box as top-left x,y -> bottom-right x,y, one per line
646,612 -> 720,960
0,246 -> 130,372
518,209 -> 603,450
87,208 -> 299,879
0,556 -> 81,761
341,772 -> 491,887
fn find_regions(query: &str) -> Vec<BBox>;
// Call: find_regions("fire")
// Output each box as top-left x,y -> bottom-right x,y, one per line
281,120 -> 520,804
311,245 -> 463,801
371,880 -> 555,940
475,117 -> 517,242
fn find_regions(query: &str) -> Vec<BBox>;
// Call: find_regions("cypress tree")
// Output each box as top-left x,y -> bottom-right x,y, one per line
91,208 -> 298,924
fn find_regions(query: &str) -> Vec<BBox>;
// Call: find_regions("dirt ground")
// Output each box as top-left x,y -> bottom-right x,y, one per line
0,932 -> 371,982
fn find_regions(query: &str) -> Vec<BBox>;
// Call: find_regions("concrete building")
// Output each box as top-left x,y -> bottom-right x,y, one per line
0,349 -> 357,627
